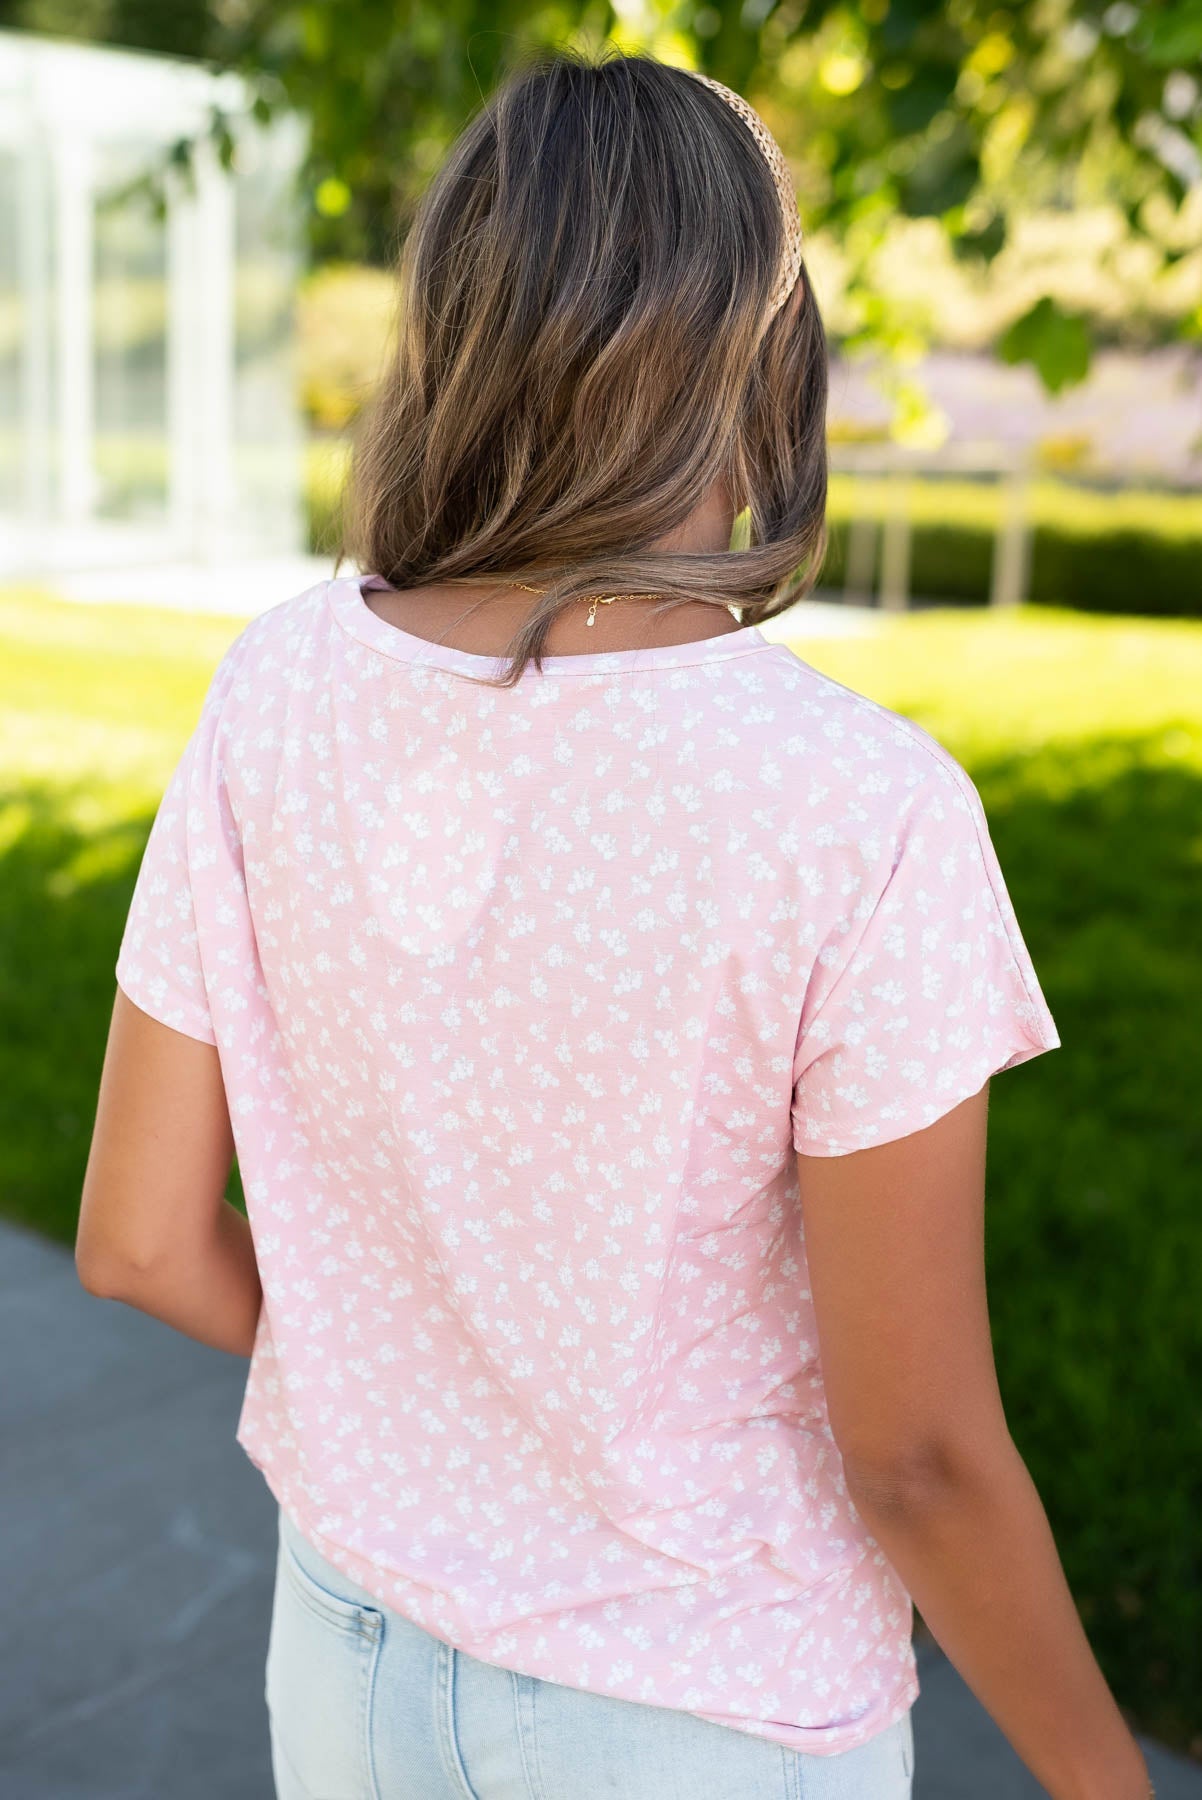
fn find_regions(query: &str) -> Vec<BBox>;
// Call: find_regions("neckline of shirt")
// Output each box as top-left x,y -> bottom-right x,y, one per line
328,574 -> 777,676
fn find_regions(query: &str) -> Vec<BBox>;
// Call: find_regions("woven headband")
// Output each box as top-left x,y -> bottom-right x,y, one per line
685,70 -> 804,322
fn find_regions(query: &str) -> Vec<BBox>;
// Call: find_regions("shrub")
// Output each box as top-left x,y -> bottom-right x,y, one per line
823,476 -> 1202,617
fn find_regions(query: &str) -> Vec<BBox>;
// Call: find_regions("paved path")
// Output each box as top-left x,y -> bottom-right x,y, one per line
3,1216 -> 1199,1798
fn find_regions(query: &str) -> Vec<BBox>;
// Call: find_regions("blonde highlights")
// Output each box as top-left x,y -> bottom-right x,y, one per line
335,44 -> 828,688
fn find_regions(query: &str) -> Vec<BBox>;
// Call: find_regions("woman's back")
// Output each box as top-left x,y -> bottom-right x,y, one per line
81,44 -> 1151,1800
114,569 -> 1057,1755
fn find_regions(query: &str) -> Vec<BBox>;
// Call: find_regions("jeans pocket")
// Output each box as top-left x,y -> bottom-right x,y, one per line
265,1524 -> 385,1800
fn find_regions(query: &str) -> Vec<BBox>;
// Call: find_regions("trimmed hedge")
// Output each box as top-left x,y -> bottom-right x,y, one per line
1027,526 -> 1201,617
822,518 -> 1202,618
823,476 -> 1202,618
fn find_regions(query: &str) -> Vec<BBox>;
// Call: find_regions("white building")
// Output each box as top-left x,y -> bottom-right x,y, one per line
0,30 -> 310,593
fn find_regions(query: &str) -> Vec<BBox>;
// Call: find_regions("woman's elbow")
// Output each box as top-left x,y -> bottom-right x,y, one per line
75,1243 -> 122,1296
839,1432 -> 1008,1518
74,1228 -> 163,1297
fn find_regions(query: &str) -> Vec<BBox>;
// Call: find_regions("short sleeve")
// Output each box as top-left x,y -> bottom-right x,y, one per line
790,756 -> 1060,1156
115,639 -> 246,1045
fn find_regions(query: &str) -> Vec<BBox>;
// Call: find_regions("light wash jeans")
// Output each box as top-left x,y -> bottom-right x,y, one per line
266,1503 -> 915,1800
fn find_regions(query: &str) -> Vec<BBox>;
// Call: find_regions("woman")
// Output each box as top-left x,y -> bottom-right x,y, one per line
78,44 -> 1153,1800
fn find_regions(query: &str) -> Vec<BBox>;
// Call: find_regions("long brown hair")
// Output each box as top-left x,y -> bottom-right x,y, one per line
335,42 -> 828,688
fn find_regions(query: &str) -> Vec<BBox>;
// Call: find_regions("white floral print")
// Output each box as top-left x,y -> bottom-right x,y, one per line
115,575 -> 1059,1756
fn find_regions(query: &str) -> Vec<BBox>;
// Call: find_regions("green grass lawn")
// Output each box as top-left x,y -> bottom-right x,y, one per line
3,587 -> 1200,1757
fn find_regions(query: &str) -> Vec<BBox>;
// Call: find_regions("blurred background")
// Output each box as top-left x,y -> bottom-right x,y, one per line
1,3 -> 1199,1796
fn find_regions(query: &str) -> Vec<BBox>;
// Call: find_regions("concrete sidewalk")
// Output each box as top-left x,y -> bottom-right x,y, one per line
3,1216 -> 1198,1799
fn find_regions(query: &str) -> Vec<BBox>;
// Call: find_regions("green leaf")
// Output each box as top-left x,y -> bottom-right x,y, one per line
948,209 -> 1008,264
998,296 -> 1093,395
1133,0 -> 1202,67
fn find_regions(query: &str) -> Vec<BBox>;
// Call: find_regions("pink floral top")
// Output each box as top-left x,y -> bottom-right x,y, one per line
115,575 -> 1060,1755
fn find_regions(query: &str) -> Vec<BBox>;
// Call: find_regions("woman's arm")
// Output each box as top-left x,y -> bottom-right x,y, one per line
76,989 -> 262,1358
798,1083 -> 1151,1800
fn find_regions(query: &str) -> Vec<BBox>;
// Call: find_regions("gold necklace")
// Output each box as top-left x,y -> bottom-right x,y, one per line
511,581 -> 655,628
